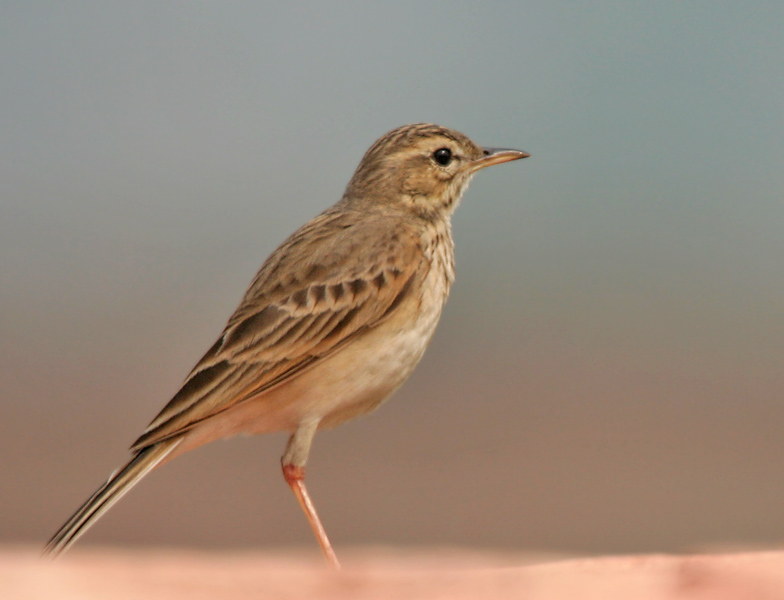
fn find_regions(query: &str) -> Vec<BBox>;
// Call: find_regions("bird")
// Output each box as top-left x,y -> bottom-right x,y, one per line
44,123 -> 529,568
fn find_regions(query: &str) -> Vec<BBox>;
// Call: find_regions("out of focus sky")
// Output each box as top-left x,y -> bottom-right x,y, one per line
2,3 -> 784,554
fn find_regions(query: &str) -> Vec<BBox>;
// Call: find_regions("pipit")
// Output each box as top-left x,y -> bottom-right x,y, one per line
44,123 -> 528,567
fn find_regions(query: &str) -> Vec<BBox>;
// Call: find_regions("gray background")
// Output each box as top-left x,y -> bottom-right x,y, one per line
2,2 -> 783,554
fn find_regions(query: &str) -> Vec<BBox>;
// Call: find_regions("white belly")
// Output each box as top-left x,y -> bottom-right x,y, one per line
280,281 -> 445,430
313,294 -> 444,428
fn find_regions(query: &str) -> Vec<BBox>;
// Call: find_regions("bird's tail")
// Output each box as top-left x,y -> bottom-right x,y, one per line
43,437 -> 183,556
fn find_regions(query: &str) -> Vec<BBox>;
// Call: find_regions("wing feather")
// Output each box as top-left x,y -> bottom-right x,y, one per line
131,209 -> 428,451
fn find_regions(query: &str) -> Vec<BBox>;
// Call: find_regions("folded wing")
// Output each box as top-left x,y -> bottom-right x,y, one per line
132,209 -> 427,451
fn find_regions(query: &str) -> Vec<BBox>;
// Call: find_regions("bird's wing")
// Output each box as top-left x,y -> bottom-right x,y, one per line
131,210 -> 427,451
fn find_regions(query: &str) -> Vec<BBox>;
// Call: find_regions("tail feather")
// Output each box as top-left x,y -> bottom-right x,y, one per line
43,437 -> 183,556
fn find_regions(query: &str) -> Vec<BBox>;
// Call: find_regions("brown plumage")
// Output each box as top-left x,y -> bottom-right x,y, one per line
44,123 -> 528,566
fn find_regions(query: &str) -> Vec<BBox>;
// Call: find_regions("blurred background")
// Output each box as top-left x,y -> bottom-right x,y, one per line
2,3 -> 783,556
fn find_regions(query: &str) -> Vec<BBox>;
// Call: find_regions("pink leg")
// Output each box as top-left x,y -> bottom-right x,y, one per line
282,463 -> 340,569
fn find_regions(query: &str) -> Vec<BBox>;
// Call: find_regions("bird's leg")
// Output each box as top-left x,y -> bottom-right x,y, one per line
282,464 -> 339,569
281,420 -> 340,569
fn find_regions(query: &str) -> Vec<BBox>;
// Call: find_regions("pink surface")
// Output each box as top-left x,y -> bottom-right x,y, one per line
4,547 -> 784,599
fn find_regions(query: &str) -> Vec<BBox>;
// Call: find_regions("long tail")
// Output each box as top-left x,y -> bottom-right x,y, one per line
43,437 -> 183,556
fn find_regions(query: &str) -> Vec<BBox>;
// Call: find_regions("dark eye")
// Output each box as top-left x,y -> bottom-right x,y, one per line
433,147 -> 452,166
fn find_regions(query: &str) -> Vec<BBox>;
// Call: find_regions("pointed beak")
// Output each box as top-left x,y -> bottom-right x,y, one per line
471,147 -> 530,171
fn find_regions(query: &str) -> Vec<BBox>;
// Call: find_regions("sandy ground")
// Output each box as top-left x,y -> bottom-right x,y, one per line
4,547 -> 784,599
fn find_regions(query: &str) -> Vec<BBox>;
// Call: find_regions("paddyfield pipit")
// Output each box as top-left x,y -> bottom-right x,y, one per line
45,123 -> 528,567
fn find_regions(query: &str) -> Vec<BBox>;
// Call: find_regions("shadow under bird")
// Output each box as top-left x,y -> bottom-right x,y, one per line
45,123 -> 529,568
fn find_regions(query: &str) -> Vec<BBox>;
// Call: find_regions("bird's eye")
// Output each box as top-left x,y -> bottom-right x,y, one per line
433,147 -> 452,166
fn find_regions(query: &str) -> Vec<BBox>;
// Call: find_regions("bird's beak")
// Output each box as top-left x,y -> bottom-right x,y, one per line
471,147 -> 530,171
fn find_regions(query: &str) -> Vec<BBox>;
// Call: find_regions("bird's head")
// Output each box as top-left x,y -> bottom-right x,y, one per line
344,123 -> 529,220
